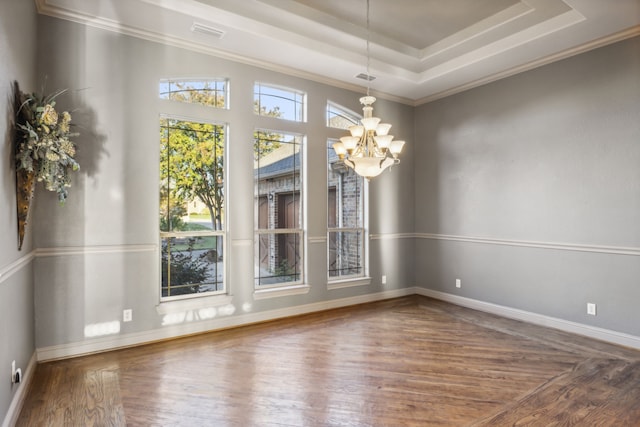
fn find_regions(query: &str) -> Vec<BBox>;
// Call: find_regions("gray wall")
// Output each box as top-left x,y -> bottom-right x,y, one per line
3,10 -> 638,410
31,15 -> 414,350
414,36 -> 640,336
0,0 -> 37,422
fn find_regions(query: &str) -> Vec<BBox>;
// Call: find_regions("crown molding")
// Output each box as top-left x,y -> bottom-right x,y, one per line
34,0 -> 640,106
415,25 -> 640,105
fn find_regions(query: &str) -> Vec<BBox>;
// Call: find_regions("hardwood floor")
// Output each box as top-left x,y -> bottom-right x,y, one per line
17,296 -> 640,426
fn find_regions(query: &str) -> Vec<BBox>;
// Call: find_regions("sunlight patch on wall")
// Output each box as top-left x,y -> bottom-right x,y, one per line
84,321 -> 121,338
161,303 -> 236,326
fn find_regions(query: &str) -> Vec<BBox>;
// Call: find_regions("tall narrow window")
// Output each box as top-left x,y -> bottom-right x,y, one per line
327,139 -> 366,280
254,130 -> 304,287
159,79 -> 228,109
160,117 -> 226,299
254,83 -> 306,122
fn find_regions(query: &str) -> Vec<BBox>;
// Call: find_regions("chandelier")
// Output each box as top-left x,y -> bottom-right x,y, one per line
332,0 -> 405,180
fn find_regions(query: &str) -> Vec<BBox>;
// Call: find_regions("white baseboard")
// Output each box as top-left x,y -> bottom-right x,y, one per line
2,352 -> 37,427
414,287 -> 640,351
35,286 -> 640,362
37,287 -> 414,361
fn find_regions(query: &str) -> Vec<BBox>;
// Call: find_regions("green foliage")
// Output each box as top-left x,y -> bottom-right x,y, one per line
163,81 -> 226,108
161,238 -> 208,297
160,118 -> 224,230
159,187 -> 187,231
253,100 -> 284,160
254,101 -> 281,117
159,84 -> 287,233
273,259 -> 298,282
254,129 -> 290,161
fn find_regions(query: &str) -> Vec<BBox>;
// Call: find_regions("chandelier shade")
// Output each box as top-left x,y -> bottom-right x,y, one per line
333,96 -> 405,180
333,1 -> 405,180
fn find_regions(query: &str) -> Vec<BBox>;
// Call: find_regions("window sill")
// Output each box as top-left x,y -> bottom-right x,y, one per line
327,277 -> 371,290
253,284 -> 310,300
156,294 -> 233,315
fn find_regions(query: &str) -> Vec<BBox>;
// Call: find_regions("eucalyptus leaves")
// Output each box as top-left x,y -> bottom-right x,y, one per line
14,81 -> 79,203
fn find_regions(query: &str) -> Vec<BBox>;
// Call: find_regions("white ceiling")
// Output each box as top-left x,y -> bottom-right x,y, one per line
36,0 -> 640,105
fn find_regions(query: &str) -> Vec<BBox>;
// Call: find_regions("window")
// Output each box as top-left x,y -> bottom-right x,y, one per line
254,83 -> 306,122
327,139 -> 366,280
327,101 -> 360,130
160,117 -> 226,299
254,129 -> 304,287
159,79 -> 228,109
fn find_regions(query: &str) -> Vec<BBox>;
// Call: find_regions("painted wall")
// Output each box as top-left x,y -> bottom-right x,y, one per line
0,0 -> 37,422
31,15 -> 414,355
13,6 -> 638,372
414,37 -> 640,337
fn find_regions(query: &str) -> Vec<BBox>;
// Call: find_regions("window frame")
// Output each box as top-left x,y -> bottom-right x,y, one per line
159,114 -> 228,302
326,101 -> 360,129
159,78 -> 229,109
254,82 -> 307,123
253,128 -> 306,290
327,137 -> 369,285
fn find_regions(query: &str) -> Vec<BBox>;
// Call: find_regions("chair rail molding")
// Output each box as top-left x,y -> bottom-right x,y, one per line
415,233 -> 640,256
0,251 -> 36,285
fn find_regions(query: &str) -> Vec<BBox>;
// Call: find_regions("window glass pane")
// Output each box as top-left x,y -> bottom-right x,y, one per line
254,131 -> 302,229
328,231 -> 363,278
254,129 -> 304,287
327,141 -> 363,229
159,79 -> 227,108
160,118 -> 225,232
161,236 -> 224,297
254,83 -> 305,122
327,102 -> 360,129
328,139 -> 365,280
255,232 -> 302,286
160,117 -> 225,299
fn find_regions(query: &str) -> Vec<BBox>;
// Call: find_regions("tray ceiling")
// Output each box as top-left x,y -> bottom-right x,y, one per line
36,0 -> 640,104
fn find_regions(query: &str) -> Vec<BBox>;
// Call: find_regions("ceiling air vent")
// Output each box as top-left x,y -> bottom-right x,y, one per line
191,22 -> 225,39
355,73 -> 376,82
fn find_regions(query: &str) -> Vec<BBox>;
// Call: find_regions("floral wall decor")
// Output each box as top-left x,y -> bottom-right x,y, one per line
13,80 -> 80,250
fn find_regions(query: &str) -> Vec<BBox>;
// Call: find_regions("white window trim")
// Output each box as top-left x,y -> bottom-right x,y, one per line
253,284 -> 310,300
159,114 -> 229,302
159,78 -> 229,109
327,277 -> 372,290
326,139 -> 369,285
326,100 -> 360,129
156,294 -> 234,315
254,82 -> 307,122
253,131 -> 306,291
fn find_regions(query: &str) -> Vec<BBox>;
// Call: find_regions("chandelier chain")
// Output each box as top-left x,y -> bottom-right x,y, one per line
331,0 -> 405,179
366,0 -> 370,96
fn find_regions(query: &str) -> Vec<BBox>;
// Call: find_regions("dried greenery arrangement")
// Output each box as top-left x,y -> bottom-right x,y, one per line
14,80 -> 79,203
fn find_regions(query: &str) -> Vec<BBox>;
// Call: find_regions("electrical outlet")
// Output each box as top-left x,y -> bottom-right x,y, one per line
11,360 -> 21,384
123,309 -> 133,322
587,303 -> 596,316
381,275 -> 387,285
455,279 -> 461,288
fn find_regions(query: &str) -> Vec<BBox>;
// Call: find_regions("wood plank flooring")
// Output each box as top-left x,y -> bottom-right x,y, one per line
16,296 -> 640,426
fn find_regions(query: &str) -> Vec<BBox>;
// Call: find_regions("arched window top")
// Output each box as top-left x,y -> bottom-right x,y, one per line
159,78 -> 228,109
254,82 -> 306,122
327,101 -> 361,130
